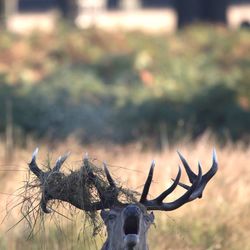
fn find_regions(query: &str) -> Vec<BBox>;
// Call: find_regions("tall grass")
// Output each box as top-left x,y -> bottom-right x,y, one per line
0,136 -> 249,249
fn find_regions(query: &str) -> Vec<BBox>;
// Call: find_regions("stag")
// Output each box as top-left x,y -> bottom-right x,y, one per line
28,148 -> 218,250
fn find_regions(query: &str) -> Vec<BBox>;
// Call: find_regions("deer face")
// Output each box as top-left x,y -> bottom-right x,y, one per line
101,204 -> 154,249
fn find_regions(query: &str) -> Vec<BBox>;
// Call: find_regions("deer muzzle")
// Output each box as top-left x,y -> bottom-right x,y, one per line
123,205 -> 141,247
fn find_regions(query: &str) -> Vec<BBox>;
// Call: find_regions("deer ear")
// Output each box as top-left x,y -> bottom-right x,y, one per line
101,210 -> 109,223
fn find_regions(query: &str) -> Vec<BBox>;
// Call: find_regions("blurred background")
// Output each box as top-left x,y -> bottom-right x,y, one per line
0,0 -> 250,249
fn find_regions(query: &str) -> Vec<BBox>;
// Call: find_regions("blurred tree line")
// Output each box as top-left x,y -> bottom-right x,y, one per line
0,25 -> 249,147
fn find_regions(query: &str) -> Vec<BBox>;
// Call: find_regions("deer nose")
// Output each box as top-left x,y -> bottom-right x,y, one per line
124,205 -> 141,217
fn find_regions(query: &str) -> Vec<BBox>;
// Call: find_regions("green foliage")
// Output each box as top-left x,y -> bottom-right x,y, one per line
0,25 -> 249,145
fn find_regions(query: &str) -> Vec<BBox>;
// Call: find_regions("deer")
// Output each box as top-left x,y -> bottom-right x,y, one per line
28,148 -> 218,250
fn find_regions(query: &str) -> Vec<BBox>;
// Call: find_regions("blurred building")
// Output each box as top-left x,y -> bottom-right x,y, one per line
175,0 -> 250,27
1,0 -> 250,33
227,1 -> 250,28
76,0 -> 176,32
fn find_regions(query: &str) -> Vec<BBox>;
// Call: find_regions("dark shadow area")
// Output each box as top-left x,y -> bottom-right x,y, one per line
18,0 -> 77,19
18,0 -> 57,12
175,0 -> 228,27
106,0 -> 173,9
141,0 -> 173,8
241,21 -> 250,29
107,0 -> 119,9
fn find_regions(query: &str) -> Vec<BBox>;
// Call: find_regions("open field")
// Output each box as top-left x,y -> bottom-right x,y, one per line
0,136 -> 249,250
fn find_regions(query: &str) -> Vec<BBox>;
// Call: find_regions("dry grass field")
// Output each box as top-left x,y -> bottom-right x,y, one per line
0,135 -> 249,250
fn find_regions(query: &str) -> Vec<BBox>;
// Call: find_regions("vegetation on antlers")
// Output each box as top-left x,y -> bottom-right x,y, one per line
26,149 -> 138,234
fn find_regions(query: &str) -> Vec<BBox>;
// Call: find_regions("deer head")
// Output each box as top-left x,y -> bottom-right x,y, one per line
100,204 -> 154,250
28,149 -> 218,250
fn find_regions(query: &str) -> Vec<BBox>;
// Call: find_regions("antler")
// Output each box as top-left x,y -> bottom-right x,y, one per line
139,149 -> 218,211
176,148 -> 218,201
28,148 -> 217,214
28,148 -> 120,213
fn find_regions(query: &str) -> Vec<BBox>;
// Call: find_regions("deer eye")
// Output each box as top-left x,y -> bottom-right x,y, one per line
108,214 -> 117,220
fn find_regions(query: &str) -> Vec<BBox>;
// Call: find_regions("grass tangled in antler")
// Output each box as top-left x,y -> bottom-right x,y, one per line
20,155 -> 139,236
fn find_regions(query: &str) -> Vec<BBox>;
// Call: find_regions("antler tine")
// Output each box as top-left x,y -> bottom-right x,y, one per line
202,148 -> 218,182
164,165 -> 202,210
29,148 -> 44,180
103,162 -> 116,188
140,160 -> 155,203
28,148 -> 52,213
141,164 -> 203,211
189,149 -> 218,200
83,152 -> 89,161
53,152 -> 71,172
175,181 -> 189,190
176,149 -> 218,201
82,155 -> 120,209
155,165 -> 181,203
177,151 -> 196,183
41,194 -> 52,213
